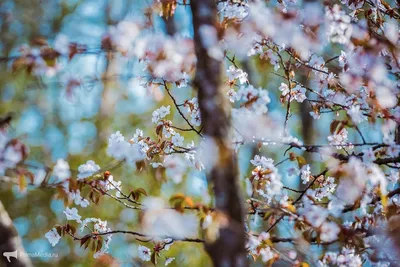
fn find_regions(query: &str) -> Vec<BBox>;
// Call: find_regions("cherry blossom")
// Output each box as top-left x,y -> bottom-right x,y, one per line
69,190 -> 90,208
183,98 -> 201,127
218,1 -> 249,20
107,131 -> 145,163
300,165 -> 312,184
171,133 -> 184,147
320,222 -> 340,242
325,5 -> 353,44
63,207 -> 82,223
138,245 -> 151,261
163,155 -> 187,184
249,155 -> 283,203
141,197 -> 198,239
233,84 -> 271,114
53,159 -> 71,181
104,175 -> 123,197
280,83 -> 306,103
347,105 -> 366,124
226,65 -> 248,85
53,34 -> 70,55
45,228 -> 61,247
319,247 -> 362,266
165,257 -> 175,266
152,106 -> 171,124
327,128 -> 351,149
77,160 -> 100,180
108,21 -> 140,53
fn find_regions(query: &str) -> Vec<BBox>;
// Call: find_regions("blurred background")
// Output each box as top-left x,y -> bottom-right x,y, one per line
0,0 -> 384,266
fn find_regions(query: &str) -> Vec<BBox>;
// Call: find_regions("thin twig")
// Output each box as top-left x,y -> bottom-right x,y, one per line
163,81 -> 203,137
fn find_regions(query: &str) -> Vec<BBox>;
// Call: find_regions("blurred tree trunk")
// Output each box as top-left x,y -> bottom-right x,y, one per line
163,16 -> 177,36
299,77 -> 314,163
0,201 -> 32,267
190,1 -> 248,266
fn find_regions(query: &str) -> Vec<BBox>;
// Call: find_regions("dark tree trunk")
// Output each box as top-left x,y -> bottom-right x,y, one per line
163,16 -> 177,36
190,1 -> 248,266
0,201 -> 32,267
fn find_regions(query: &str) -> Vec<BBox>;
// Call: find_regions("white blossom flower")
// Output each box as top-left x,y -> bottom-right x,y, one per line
94,219 -> 108,233
69,190 -> 90,208
226,65 -> 248,84
165,257 -> 175,266
235,85 -> 270,114
141,197 -> 198,239
320,247 -> 362,266
362,148 -> 376,163
131,129 -> 144,143
300,204 -> 328,228
152,106 -> 171,124
107,131 -> 145,163
292,85 -> 307,103
163,239 -> 173,251
388,170 -> 399,184
176,72 -> 189,88
250,155 -> 274,169
348,105 -> 366,124
184,98 -> 202,126
328,128 -> 351,149
288,250 -> 297,260
53,159 -> 71,181
279,84 -> 306,103
163,155 -> 187,184
384,22 -> 399,44
326,5 -> 353,44
279,83 -> 290,96
341,0 -> 363,10
105,175 -> 123,197
54,34 -> 70,55
138,245 -> 151,261
250,155 -> 283,203
109,21 -> 140,52
309,54 -> 325,70
320,222 -> 340,242
107,131 -> 126,160
2,144 -> 23,171
171,133 -> 184,147
150,162 -> 163,168
260,247 -> 275,263
339,50 -> 347,68
300,165 -> 311,184
218,1 -> 249,20
376,86 -> 397,109
77,160 -> 100,180
63,207 -> 82,223
309,111 -> 320,120
312,176 -> 337,201
33,169 -> 46,185
45,228 -> 61,247
227,89 -> 237,103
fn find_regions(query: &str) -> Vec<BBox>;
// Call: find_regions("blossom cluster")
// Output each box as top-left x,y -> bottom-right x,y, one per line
249,155 -> 284,203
